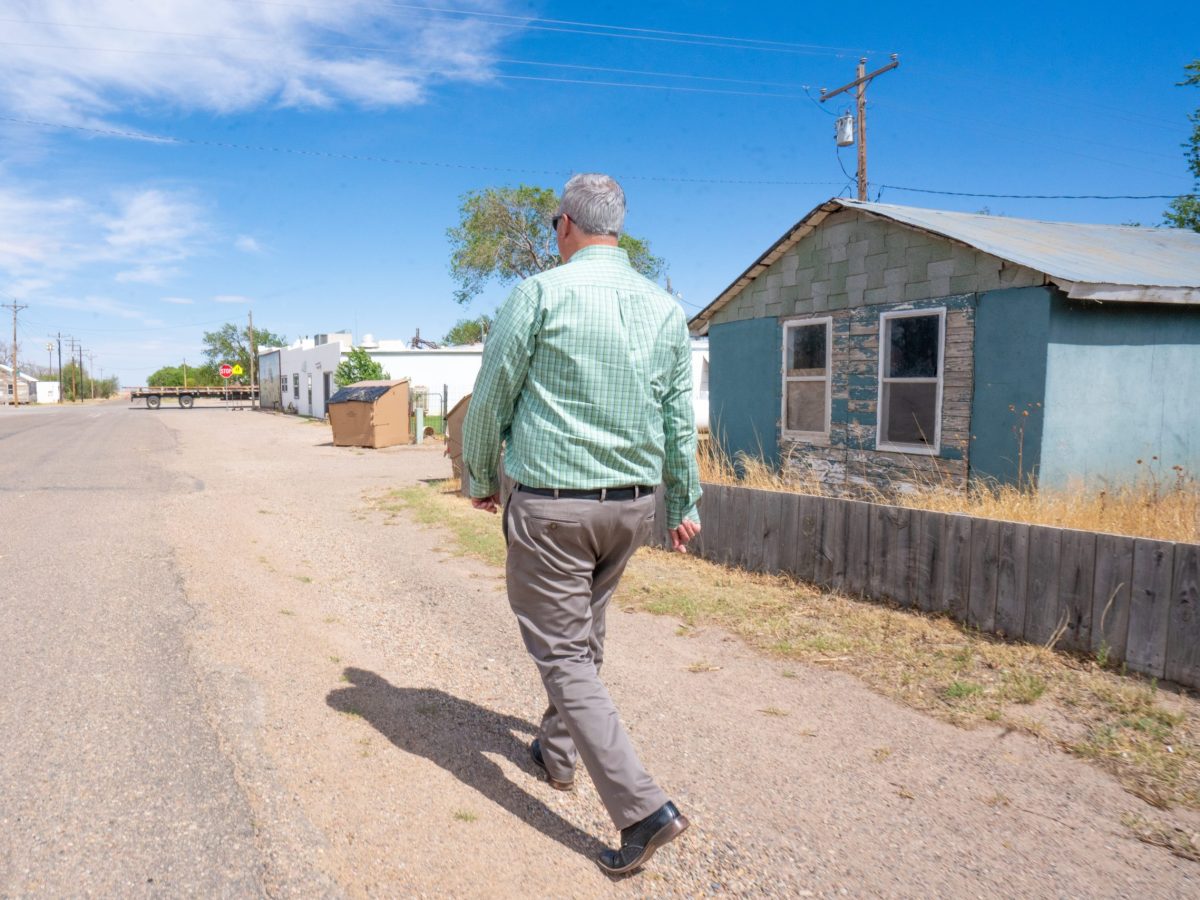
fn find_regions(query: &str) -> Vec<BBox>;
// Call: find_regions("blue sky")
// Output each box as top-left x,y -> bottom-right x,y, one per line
1,0 -> 1197,387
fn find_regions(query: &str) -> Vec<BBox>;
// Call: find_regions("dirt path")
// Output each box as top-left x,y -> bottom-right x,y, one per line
163,409 -> 1198,897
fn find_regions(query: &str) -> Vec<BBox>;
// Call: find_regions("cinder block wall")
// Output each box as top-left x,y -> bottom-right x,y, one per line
709,209 -> 1045,494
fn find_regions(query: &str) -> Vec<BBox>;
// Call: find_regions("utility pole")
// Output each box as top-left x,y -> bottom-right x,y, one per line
821,54 -> 900,201
183,357 -> 188,389
86,352 -> 96,399
79,344 -> 85,402
55,333 -> 64,403
66,337 -> 79,402
247,309 -> 257,409
4,299 -> 29,406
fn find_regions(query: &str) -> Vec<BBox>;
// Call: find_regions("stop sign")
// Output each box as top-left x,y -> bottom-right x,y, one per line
220,364 -> 233,379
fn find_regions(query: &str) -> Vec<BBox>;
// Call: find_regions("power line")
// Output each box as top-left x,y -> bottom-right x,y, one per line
236,0 -> 874,56
1,7 -> 869,58
876,184 -> 1192,200
0,17 -> 824,90
0,115 -> 845,186
0,40 -> 816,101
4,115 -> 1187,199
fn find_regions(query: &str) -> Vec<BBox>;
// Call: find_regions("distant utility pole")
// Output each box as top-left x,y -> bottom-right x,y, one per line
3,299 -> 29,406
54,333 -> 64,403
247,309 -> 257,409
821,54 -> 900,201
66,337 -> 79,402
86,352 -> 96,399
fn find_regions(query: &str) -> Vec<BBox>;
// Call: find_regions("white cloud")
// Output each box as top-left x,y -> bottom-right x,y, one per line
213,294 -> 251,304
116,264 -> 182,284
0,1 -> 513,123
235,235 -> 262,253
162,296 -> 193,305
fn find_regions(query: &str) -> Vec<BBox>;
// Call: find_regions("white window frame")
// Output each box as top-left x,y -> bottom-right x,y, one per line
876,307 -> 945,456
781,315 -> 833,443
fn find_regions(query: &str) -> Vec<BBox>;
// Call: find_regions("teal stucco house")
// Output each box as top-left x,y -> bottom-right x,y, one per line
689,199 -> 1200,493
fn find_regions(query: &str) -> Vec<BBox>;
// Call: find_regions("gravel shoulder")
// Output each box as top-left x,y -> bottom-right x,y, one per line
161,409 -> 1199,898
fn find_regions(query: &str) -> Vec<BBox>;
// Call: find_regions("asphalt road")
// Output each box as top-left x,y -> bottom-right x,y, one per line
0,403 -> 264,897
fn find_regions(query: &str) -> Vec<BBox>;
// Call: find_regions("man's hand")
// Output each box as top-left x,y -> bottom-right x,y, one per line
669,518 -> 701,553
471,493 -> 501,514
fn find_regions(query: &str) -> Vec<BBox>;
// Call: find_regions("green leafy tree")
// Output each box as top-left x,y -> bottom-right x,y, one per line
201,322 -> 286,383
447,184 -> 667,305
147,363 -> 221,387
443,315 -> 493,345
1164,60 -> 1200,232
334,346 -> 390,387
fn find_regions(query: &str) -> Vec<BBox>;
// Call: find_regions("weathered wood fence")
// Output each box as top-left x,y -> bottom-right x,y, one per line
653,483 -> 1200,691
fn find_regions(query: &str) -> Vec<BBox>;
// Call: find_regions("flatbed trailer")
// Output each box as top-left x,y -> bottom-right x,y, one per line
130,385 -> 259,408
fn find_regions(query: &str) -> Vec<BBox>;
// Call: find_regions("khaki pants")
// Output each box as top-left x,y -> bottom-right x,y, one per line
504,488 -> 668,830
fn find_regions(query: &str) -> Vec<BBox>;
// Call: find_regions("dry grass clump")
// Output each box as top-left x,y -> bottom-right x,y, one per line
698,441 -> 1199,544
387,481 -> 1200,814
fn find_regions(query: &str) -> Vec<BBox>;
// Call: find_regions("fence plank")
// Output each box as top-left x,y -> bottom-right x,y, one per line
1024,525 -> 1064,646
759,490 -> 786,574
913,510 -> 946,613
744,488 -> 767,573
1127,540 -> 1175,679
793,494 -> 823,584
729,488 -> 755,570
943,515 -> 973,622
816,497 -> 848,591
1091,534 -> 1134,665
768,494 -> 796,578
1058,529 -> 1097,652
968,518 -> 1000,632
1165,544 -> 1200,687
843,500 -> 872,596
698,484 -> 723,564
994,521 -> 1030,640
871,505 -> 913,607
653,486 -> 668,549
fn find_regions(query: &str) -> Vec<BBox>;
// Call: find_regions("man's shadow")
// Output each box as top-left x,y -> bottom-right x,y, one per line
326,668 -> 607,861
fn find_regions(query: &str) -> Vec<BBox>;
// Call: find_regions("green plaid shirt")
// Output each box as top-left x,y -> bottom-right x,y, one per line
463,245 -> 701,527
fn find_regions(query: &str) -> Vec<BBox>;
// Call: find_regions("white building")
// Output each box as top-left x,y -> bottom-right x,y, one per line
0,364 -> 42,404
259,331 -> 709,430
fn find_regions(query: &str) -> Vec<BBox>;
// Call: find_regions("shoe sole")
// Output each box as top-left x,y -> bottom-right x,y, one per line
599,814 -> 690,876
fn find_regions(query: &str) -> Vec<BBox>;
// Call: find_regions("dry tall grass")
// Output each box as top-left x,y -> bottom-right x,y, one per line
697,442 -> 1200,544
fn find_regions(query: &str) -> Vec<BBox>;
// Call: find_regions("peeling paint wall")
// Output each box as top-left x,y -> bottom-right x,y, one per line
710,208 -> 1043,326
707,209 -> 1037,494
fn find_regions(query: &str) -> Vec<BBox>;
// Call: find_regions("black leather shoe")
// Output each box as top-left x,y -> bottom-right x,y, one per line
529,739 -> 574,791
597,801 -> 689,875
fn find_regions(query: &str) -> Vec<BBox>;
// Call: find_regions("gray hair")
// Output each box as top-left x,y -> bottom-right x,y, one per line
558,173 -> 625,236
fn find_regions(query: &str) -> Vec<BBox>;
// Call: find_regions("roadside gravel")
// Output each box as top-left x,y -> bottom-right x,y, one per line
161,408 -> 1198,897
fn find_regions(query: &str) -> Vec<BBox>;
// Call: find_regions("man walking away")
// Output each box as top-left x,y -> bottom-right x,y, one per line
463,172 -> 702,875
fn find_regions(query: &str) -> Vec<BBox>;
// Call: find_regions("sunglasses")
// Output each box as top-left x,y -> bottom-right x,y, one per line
551,214 -> 564,230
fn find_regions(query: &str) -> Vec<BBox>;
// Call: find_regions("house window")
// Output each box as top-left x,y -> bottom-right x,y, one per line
876,308 -> 945,454
782,317 -> 832,439
280,375 -> 287,396
292,373 -> 300,399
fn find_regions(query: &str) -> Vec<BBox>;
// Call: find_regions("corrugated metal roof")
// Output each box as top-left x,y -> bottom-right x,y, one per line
690,198 -> 1200,333
843,199 -> 1200,292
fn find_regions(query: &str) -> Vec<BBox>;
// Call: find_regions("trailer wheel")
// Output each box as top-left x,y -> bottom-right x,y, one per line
146,394 -> 161,409
178,394 -> 194,409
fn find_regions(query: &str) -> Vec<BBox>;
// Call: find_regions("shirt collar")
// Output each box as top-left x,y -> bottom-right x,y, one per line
567,244 -> 629,264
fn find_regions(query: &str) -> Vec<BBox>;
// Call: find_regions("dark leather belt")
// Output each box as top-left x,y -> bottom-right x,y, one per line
517,484 -> 656,501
